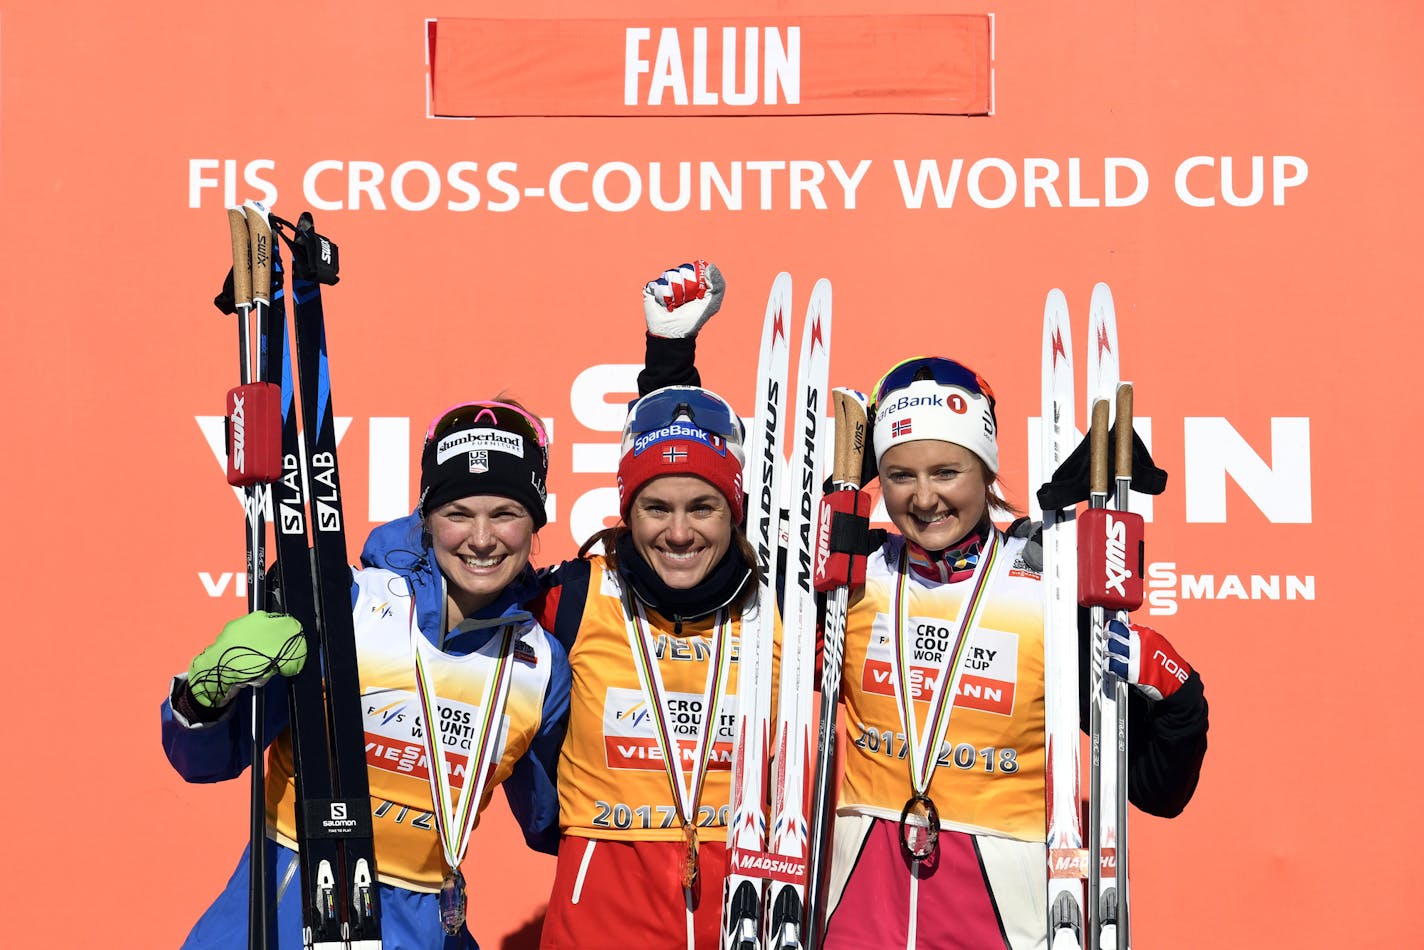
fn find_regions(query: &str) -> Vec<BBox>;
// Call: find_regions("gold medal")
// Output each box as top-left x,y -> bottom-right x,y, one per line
681,822 -> 700,889
438,867 -> 467,935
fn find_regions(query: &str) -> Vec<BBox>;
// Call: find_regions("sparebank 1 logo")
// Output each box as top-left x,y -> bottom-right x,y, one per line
195,365 -> 1316,614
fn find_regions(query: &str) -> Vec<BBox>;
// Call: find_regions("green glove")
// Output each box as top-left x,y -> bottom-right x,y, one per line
186,611 -> 307,709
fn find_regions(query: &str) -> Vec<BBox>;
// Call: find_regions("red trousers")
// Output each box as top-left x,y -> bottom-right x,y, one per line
540,835 -> 728,950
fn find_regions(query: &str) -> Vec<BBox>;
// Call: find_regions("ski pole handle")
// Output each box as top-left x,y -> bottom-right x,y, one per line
246,203 -> 273,307
1114,384 -> 1134,484
1089,399 -> 1110,499
227,208 -> 253,310
831,387 -> 868,490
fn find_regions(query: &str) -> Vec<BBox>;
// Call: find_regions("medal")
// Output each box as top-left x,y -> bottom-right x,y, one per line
619,584 -> 733,898
898,793 -> 940,863
887,534 -> 1001,867
411,608 -> 517,935
438,867 -> 467,935
681,823 -> 700,889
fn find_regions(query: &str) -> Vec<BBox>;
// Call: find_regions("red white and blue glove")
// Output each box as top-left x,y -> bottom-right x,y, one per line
1106,618 -> 1191,702
642,260 -> 725,339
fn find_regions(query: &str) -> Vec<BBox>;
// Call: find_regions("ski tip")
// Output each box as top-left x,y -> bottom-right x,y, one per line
1090,281 -> 1115,311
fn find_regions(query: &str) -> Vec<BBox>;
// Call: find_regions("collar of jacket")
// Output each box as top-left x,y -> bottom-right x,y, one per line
614,531 -> 753,632
903,517 -> 993,585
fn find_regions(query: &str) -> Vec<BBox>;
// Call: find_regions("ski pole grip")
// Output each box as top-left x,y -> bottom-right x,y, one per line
831,388 -> 868,490
246,205 -> 273,306
227,208 -> 252,309
1090,399 -> 1110,496
1115,383 -> 1134,481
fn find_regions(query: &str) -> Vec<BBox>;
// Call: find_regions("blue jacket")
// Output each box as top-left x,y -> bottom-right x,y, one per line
160,512 -> 570,856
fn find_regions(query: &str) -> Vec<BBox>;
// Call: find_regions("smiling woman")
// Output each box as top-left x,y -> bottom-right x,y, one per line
161,397 -> 570,949
523,264 -> 781,950
535,383 -> 764,950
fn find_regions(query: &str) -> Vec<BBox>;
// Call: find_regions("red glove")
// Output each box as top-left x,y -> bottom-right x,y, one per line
813,489 -> 873,592
1106,619 -> 1192,701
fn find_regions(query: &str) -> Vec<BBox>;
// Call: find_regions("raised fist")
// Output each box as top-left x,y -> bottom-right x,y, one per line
642,260 -> 725,339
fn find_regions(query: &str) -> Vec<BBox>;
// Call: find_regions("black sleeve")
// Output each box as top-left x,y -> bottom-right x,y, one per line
638,333 -> 701,395
1076,607 -> 1209,818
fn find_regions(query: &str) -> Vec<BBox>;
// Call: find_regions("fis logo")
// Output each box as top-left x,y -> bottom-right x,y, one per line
618,702 -> 652,730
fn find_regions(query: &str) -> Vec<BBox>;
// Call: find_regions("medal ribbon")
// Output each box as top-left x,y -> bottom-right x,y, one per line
411,611 -> 518,873
620,589 -> 734,848
890,529 -> 1002,797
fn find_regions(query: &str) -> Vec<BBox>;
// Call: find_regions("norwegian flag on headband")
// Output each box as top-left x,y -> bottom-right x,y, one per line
891,418 -> 913,437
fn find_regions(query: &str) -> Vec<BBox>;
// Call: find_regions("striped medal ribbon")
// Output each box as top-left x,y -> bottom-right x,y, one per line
621,588 -> 734,891
411,613 -> 517,934
890,529 -> 1002,863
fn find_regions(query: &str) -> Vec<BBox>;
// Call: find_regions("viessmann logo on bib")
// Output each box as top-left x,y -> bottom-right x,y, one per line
862,615 -> 1019,715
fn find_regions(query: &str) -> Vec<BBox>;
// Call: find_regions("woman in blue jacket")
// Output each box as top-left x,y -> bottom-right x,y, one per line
162,401 -> 569,949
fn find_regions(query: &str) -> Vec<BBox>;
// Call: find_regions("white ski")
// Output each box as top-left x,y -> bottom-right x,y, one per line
1086,282 -> 1129,950
724,272 -> 792,950
1042,288 -> 1086,950
763,279 -> 831,950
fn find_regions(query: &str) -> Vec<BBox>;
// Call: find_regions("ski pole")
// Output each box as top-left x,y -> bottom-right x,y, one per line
803,386 -> 868,950
222,204 -> 279,950
1110,383 -> 1134,950
1085,397 -> 1112,950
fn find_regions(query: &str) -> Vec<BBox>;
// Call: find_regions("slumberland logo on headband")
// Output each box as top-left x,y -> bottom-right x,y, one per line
436,428 -> 525,463
632,423 -> 728,457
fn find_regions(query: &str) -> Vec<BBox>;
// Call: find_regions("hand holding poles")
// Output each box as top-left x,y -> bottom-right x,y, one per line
804,387 -> 869,950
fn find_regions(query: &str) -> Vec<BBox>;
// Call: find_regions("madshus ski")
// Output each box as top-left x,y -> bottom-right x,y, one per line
723,274 -> 832,950
228,204 -> 381,949
723,272 -> 790,950
763,279 -> 831,950
1041,289 -> 1086,950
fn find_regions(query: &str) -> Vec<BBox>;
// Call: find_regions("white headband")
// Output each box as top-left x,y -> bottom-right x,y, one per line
873,378 -> 999,473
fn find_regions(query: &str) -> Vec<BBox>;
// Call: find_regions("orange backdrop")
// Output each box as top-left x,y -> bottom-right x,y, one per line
1,1 -> 1417,947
